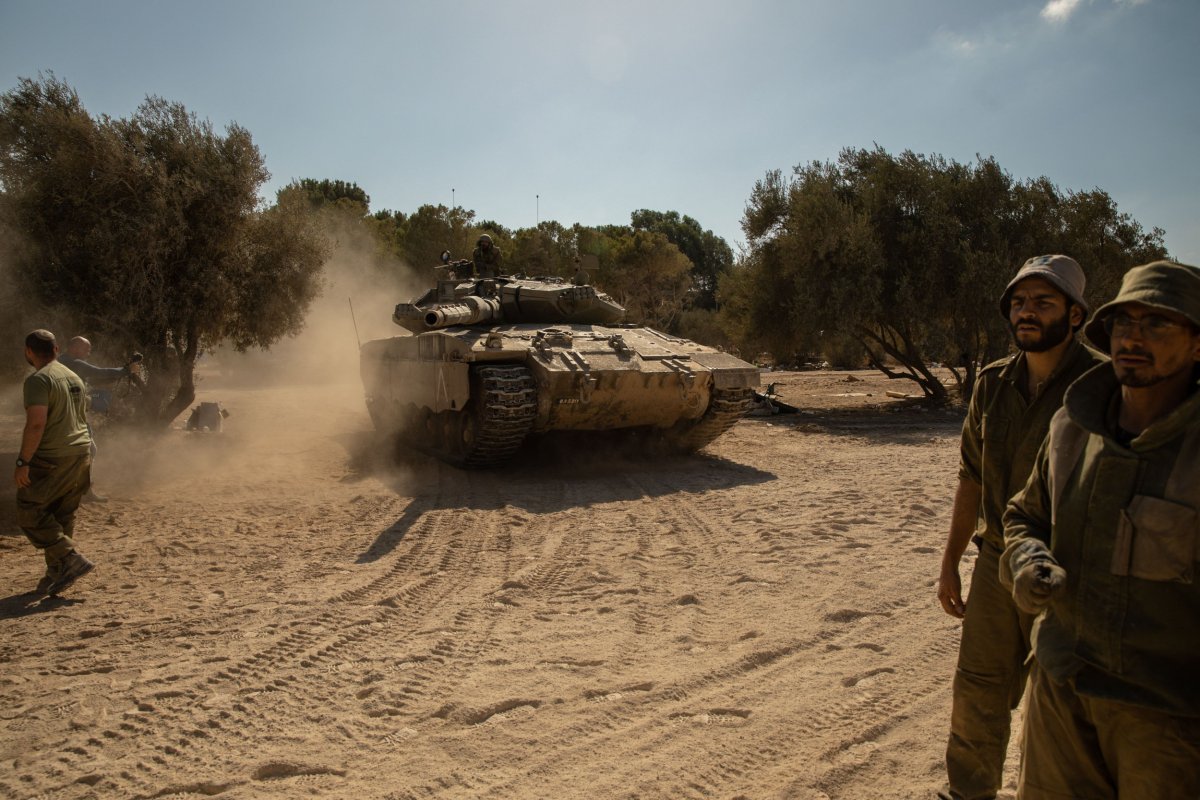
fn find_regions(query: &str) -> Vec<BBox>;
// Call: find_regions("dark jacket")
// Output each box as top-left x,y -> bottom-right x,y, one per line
1002,363 -> 1200,716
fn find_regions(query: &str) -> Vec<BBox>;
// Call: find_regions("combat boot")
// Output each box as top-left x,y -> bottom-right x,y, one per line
46,552 -> 95,596
34,564 -> 61,595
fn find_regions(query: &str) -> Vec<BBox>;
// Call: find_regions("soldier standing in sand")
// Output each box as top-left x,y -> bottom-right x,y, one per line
14,330 -> 97,596
936,256 -> 1104,800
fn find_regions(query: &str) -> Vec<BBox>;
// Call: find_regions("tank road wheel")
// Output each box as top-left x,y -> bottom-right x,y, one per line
662,386 -> 754,453
390,404 -> 431,459
415,410 -> 434,441
441,406 -> 478,457
456,410 -> 479,451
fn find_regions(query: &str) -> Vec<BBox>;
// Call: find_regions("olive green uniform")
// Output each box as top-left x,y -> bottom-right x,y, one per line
18,360 -> 93,566
1002,363 -> 1200,798
947,339 -> 1104,799
471,244 -> 503,278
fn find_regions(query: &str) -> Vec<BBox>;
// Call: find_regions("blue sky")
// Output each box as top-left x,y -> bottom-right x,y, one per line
2,0 -> 1197,263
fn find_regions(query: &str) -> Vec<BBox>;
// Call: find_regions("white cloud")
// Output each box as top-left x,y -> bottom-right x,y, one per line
933,28 -> 978,56
1041,0 -> 1148,26
931,23 -> 1019,60
1041,0 -> 1086,23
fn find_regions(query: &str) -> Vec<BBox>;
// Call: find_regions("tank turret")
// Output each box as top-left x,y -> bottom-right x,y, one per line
393,272 -> 626,334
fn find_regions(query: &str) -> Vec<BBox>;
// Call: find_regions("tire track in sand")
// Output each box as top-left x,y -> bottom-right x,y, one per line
18,478 -> 518,799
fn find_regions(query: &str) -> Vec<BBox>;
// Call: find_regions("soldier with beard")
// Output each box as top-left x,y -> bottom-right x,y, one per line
937,255 -> 1106,800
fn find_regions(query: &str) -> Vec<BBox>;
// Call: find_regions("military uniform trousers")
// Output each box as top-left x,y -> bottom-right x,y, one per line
1019,663 -> 1200,799
16,452 -> 92,565
947,541 -> 1035,799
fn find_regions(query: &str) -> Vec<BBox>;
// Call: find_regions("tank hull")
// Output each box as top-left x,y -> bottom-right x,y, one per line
361,322 -> 759,467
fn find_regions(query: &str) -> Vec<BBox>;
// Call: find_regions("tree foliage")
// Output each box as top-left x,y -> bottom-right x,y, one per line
607,231 -> 693,328
726,148 -> 1168,399
295,178 -> 370,214
266,182 -> 739,339
511,221 -> 578,278
630,209 -> 733,309
0,75 -> 329,424
399,204 -> 476,270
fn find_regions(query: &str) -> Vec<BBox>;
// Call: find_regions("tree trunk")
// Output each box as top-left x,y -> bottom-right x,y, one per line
858,325 -> 949,403
135,330 -> 199,429
959,360 -> 978,403
159,328 -> 200,426
160,366 -> 196,427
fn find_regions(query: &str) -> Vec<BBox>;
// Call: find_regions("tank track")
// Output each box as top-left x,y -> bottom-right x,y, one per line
665,386 -> 754,452
458,365 -> 538,468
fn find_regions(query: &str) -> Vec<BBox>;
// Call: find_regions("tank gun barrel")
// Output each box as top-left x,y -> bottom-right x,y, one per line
422,296 -> 503,329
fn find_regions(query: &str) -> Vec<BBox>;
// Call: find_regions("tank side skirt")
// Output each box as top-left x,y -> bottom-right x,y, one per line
663,386 -> 755,452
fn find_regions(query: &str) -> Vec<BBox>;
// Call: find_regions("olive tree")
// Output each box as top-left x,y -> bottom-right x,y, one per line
510,221 -> 579,278
729,148 -> 1167,400
0,75 -> 328,425
630,209 -> 733,309
398,204 -> 476,268
606,231 -> 693,329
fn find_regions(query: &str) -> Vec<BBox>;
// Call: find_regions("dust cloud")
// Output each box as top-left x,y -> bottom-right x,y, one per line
86,220 -> 435,500
208,217 -> 428,389
1,219 -> 439,544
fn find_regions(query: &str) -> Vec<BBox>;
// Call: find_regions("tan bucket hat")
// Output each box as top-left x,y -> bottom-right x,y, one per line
999,255 -> 1089,319
1083,260 -> 1200,353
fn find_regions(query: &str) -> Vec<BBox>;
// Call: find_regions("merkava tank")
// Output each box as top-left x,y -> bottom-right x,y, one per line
360,255 -> 759,468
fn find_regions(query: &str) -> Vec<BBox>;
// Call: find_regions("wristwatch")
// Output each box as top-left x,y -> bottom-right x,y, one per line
15,458 -> 30,468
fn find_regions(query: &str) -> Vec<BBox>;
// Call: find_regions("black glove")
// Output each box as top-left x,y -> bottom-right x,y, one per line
1012,561 -> 1066,614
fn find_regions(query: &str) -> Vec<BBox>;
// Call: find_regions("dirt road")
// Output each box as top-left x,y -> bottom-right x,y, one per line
0,370 -> 1016,799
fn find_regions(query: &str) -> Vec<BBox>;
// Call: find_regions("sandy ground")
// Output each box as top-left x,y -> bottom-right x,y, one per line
0,367 -> 1022,800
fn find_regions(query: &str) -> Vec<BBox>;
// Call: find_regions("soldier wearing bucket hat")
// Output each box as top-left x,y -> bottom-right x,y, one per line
1002,260 -> 1200,798
938,254 -> 1105,800
1083,259 -> 1200,354
999,254 -> 1089,322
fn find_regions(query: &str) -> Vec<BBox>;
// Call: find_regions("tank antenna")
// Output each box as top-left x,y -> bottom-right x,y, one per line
348,297 -> 362,348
